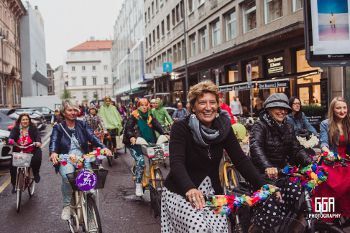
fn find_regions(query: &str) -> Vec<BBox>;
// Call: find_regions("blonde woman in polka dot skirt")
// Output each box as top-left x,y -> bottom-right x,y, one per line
161,81 -> 266,233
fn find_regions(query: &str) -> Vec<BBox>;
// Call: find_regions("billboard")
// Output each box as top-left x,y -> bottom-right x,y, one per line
305,0 -> 350,66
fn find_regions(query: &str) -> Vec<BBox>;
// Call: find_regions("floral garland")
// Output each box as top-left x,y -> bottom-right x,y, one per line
321,151 -> 350,163
58,148 -> 108,169
282,163 -> 328,192
206,184 -> 278,216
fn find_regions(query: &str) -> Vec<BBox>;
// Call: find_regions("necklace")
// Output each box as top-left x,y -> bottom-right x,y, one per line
20,128 -> 29,146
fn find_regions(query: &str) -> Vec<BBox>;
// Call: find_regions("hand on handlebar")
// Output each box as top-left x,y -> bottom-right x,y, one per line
34,142 -> 42,147
103,148 -> 112,157
130,137 -> 136,145
265,167 -> 278,179
50,152 -> 59,165
185,188 -> 206,210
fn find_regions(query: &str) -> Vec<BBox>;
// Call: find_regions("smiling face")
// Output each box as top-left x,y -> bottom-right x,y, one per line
193,93 -> 218,127
333,100 -> 348,120
138,99 -> 149,114
292,98 -> 301,113
268,107 -> 288,123
63,106 -> 78,121
20,115 -> 30,128
105,98 -> 112,106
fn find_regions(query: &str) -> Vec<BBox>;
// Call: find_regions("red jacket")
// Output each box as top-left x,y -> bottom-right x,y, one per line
220,103 -> 236,124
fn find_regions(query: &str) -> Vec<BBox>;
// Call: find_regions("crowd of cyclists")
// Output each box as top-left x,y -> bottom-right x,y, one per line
6,80 -> 350,232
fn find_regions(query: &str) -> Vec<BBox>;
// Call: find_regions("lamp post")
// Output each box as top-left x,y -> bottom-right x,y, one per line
0,31 -> 6,106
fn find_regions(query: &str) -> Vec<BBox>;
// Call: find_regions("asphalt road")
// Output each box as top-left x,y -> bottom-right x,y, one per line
0,126 -> 162,233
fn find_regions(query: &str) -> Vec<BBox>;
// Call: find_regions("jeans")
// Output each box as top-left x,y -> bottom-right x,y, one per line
58,155 -> 91,207
129,145 -> 145,183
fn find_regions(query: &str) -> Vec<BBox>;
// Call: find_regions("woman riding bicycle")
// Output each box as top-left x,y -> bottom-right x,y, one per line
315,97 -> 350,220
249,93 -> 312,232
49,101 -> 111,221
161,81 -> 267,233
123,98 -> 165,197
84,105 -> 105,138
9,113 -> 42,193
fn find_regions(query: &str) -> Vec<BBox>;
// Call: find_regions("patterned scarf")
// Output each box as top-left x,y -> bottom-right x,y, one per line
188,111 -> 231,147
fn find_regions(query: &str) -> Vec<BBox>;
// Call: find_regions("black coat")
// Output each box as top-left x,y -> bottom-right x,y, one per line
9,125 -> 42,157
250,115 -> 312,173
122,113 -> 164,146
164,117 -> 265,197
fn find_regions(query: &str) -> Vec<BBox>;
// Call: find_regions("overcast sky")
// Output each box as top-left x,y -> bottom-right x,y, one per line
25,0 -> 123,69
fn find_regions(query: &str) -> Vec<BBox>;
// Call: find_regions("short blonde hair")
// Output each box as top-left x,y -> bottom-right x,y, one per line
60,100 -> 79,116
187,81 -> 219,108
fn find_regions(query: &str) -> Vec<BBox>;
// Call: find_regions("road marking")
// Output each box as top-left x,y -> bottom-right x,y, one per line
0,175 -> 11,193
42,133 -> 51,147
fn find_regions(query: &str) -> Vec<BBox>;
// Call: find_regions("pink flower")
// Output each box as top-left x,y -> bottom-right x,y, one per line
61,161 -> 67,166
8,139 -> 14,145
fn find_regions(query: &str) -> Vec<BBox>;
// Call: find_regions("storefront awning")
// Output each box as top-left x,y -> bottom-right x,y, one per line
219,78 -> 290,93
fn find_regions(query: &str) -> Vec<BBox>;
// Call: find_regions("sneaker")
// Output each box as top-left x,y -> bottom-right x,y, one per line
11,186 -> 16,194
135,183 -> 143,197
61,206 -> 71,220
34,174 -> 40,183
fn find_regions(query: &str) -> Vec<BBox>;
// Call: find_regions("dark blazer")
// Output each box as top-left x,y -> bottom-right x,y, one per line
250,118 -> 312,173
122,113 -> 164,146
164,117 -> 265,197
49,120 -> 105,155
9,125 -> 42,157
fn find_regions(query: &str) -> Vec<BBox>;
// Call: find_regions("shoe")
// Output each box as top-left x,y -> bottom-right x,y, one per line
61,206 -> 71,221
34,174 -> 40,183
135,183 -> 143,197
11,186 -> 16,194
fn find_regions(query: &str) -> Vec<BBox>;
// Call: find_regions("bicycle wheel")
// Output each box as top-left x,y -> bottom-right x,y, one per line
223,166 -> 240,194
150,168 -> 163,218
105,140 -> 113,167
86,194 -> 102,233
16,169 -> 24,213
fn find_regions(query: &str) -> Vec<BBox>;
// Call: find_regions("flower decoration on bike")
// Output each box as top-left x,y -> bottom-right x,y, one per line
320,151 -> 350,166
58,148 -> 109,168
282,163 -> 328,191
206,184 -> 279,216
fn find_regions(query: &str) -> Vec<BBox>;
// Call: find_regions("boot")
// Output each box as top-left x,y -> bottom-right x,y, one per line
135,183 -> 143,197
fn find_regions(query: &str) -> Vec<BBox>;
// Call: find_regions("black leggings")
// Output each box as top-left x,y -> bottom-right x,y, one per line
105,129 -> 118,149
10,152 -> 42,186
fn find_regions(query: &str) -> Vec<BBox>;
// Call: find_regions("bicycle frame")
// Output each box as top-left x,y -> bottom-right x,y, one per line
141,156 -> 164,189
16,167 -> 32,191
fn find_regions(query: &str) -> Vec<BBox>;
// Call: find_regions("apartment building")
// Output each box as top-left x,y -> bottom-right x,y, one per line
65,40 -> 113,104
112,0 -> 145,103
0,0 -> 26,107
143,0 -> 335,111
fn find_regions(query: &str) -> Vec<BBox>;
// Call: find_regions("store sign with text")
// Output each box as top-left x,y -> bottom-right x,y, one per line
257,80 -> 289,89
265,53 -> 284,76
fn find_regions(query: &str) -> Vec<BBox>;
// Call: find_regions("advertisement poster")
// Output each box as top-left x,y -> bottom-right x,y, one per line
311,0 -> 350,55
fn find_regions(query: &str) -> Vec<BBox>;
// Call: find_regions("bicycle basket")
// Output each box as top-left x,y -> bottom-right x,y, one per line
66,172 -> 79,191
12,152 -> 33,167
94,168 -> 108,189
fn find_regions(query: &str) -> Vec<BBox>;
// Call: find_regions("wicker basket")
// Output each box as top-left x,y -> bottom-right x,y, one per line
12,152 -> 33,167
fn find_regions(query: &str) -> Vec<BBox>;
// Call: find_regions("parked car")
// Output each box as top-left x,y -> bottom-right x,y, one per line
164,107 -> 176,117
30,107 -> 54,123
0,112 -> 15,131
7,108 -> 46,131
0,129 -> 12,162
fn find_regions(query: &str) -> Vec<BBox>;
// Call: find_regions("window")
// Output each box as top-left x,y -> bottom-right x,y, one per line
104,65 -> 108,70
167,14 -> 170,31
72,77 -> 76,86
172,9 -> 176,26
189,34 -> 196,57
92,76 -> 97,85
145,12 -> 147,24
156,0 -> 159,11
148,7 -> 150,21
198,27 -> 207,52
225,10 -> 237,41
82,66 -> 86,71
180,1 -> 184,19
149,34 -> 152,47
152,1 -> 154,16
83,92 -> 88,100
243,0 -> 257,32
293,0 -> 303,12
82,77 -> 86,86
173,44 -> 177,63
157,25 -> 160,40
176,4 -> 180,23
188,0 -> 193,13
153,30 -> 155,43
104,77 -> 108,85
146,37 -> 148,49
92,65 -> 96,71
161,20 -> 165,36
177,42 -> 182,62
210,19 -> 221,47
72,66 -> 75,71
167,48 -> 172,62
264,0 -> 282,23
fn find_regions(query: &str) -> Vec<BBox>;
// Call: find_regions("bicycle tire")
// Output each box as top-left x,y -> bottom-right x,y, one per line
16,169 -> 24,213
86,194 -> 102,233
223,166 -> 240,194
105,140 -> 113,167
150,168 -> 163,218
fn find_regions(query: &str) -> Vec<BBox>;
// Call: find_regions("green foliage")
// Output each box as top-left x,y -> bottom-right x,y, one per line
302,104 -> 327,116
61,88 -> 71,100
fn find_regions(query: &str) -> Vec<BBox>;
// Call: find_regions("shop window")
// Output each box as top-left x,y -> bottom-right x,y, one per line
264,0 -> 283,23
296,49 -> 321,105
293,0 -> 303,12
210,19 -> 221,47
245,59 -> 260,80
243,0 -> 256,32
224,10 -> 237,41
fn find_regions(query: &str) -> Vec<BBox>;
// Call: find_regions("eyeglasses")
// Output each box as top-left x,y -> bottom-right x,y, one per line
293,103 -> 301,106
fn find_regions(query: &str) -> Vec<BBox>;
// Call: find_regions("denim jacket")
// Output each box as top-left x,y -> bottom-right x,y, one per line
49,120 -> 105,155
287,112 -> 317,135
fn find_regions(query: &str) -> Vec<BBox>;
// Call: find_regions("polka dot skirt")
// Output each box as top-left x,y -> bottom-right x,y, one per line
252,181 -> 302,231
161,176 -> 228,233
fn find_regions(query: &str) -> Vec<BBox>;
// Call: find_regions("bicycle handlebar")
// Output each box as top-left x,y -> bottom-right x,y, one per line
11,142 -> 36,149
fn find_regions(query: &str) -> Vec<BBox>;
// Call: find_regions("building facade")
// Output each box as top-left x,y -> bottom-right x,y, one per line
20,2 -> 48,97
0,0 -> 26,107
47,63 -> 54,95
53,65 -> 67,99
144,0 -> 332,113
112,0 -> 145,103
65,40 -> 113,104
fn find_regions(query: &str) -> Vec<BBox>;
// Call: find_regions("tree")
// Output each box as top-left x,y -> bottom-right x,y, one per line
61,88 -> 72,100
